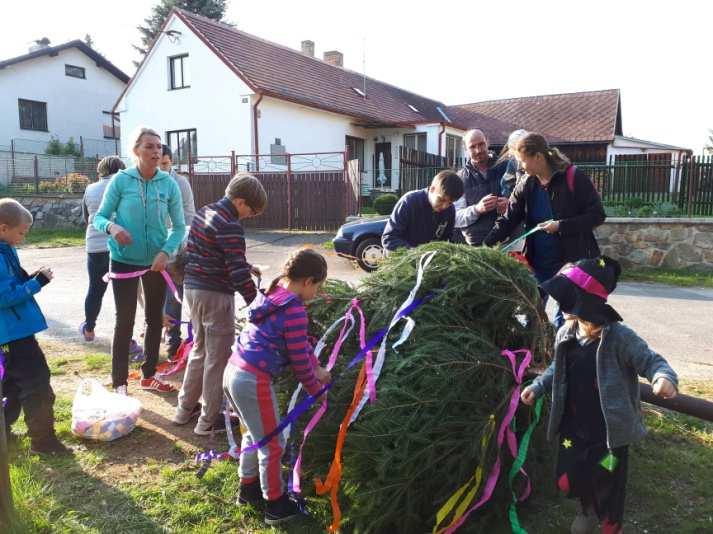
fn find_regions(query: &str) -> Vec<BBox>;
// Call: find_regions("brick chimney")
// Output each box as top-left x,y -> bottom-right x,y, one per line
323,50 -> 343,67
301,40 -> 314,57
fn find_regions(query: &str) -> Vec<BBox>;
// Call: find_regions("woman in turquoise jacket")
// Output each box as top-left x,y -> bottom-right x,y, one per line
94,127 -> 185,395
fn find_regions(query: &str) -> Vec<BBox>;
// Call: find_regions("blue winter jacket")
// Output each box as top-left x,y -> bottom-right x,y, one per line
93,166 -> 185,266
0,242 -> 48,344
381,189 -> 455,252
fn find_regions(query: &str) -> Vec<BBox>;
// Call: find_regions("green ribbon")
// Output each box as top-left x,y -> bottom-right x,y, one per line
507,396 -> 544,534
501,224 -> 548,253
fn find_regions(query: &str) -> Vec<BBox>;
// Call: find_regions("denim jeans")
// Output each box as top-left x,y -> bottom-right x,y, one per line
164,283 -> 183,350
84,251 -> 110,331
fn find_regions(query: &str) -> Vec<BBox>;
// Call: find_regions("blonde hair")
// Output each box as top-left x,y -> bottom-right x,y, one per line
516,132 -> 570,172
0,198 -> 33,227
128,126 -> 162,163
225,172 -> 267,213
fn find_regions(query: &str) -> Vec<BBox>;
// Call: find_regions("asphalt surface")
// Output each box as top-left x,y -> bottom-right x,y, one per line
18,232 -> 713,380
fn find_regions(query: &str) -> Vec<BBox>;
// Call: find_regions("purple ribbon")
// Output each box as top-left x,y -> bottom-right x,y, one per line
0,347 -> 5,382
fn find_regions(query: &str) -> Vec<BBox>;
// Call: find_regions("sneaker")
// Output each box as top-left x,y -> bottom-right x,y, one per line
264,493 -> 305,525
129,339 -> 145,362
114,385 -> 128,396
193,417 -> 226,436
140,377 -> 176,393
79,321 -> 95,342
571,511 -> 599,534
30,436 -> 72,455
237,479 -> 264,507
172,403 -> 202,425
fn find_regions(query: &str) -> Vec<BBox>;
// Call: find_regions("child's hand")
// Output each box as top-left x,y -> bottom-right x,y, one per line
314,366 -> 331,385
653,377 -> 677,400
32,267 -> 53,286
520,385 -> 537,406
109,223 -> 132,245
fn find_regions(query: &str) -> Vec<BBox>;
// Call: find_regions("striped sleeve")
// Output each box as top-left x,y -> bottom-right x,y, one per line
283,303 -> 321,395
216,218 -> 257,304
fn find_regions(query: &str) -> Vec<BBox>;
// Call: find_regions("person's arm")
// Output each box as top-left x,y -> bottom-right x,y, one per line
283,304 -> 322,396
81,190 -> 89,225
453,194 -> 480,229
162,179 -> 186,256
178,176 -> 196,228
557,170 -> 606,235
483,179 -> 527,246
444,208 -> 456,242
0,260 -> 48,308
93,176 -> 120,234
381,195 -> 413,252
216,220 -> 257,304
619,325 -> 679,393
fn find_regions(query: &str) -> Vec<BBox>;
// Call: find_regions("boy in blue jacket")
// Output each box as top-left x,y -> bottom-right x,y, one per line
0,199 -> 69,454
381,170 -> 464,253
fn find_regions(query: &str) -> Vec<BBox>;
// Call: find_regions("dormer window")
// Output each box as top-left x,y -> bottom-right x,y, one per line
352,87 -> 366,97
408,104 -> 420,113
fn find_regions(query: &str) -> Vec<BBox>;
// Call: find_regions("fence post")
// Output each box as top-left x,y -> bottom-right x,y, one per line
230,150 -> 236,176
79,136 -> 84,158
9,140 -> 15,181
287,153 -> 293,230
187,143 -> 194,179
33,155 -> 39,193
686,156 -> 696,217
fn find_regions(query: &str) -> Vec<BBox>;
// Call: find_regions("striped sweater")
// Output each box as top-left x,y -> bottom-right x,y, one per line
230,286 -> 321,395
184,197 -> 257,303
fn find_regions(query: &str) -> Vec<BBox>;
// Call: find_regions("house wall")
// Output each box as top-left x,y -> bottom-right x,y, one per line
0,48 -> 126,153
115,14 -> 254,159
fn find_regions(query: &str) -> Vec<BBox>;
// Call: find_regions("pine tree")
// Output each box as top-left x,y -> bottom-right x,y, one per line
133,0 -> 230,66
705,129 -> 713,155
84,34 -> 94,48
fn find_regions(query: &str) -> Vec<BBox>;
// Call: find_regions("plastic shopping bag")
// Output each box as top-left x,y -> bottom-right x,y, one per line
71,379 -> 142,441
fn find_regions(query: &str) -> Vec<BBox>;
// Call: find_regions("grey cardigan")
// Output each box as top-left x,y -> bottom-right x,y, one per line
531,322 -> 678,449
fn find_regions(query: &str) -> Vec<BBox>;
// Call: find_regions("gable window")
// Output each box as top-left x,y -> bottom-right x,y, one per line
166,129 -> 197,170
445,134 -> 463,164
345,135 -> 365,170
18,99 -> 48,131
169,54 -> 190,90
65,64 -> 86,79
403,133 -> 427,153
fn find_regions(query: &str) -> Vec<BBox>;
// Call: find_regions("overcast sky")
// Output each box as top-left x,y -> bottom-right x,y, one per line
2,0 -> 711,153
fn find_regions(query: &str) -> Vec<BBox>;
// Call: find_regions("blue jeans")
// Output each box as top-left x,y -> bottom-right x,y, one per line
84,251 -> 110,331
164,283 -> 183,350
534,264 -> 565,330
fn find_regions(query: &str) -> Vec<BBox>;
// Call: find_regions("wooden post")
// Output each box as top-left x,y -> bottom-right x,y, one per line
9,140 -> 15,181
33,155 -> 39,193
686,155 -> 696,218
286,153 -> 293,230
230,150 -> 236,177
79,136 -> 84,158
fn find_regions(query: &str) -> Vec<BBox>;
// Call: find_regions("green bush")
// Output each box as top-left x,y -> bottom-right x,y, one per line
623,197 -> 648,210
653,202 -> 682,218
636,205 -> 654,217
373,193 -> 399,215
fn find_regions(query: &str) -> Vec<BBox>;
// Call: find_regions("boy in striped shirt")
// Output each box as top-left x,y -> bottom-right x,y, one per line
173,173 -> 267,435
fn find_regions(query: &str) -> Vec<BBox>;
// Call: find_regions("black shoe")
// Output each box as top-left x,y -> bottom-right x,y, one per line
237,480 -> 264,507
30,436 -> 72,455
264,493 -> 305,525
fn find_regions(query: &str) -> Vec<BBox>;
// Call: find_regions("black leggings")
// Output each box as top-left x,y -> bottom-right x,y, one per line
110,260 -> 166,387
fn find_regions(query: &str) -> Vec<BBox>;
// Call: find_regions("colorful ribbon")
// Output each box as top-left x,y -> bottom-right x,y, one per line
0,346 -> 5,381
500,224 -> 546,253
103,269 -> 181,303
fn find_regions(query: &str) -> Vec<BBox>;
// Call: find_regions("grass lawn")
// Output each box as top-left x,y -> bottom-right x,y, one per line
622,267 -> 713,289
22,229 -> 85,248
4,339 -> 713,533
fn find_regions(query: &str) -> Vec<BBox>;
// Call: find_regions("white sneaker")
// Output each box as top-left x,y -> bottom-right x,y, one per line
114,385 -> 128,396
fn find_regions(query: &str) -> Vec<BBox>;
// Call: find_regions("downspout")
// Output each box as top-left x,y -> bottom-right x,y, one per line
252,93 -> 264,171
438,122 -> 446,158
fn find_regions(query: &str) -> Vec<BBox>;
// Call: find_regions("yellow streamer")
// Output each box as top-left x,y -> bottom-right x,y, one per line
432,415 -> 497,534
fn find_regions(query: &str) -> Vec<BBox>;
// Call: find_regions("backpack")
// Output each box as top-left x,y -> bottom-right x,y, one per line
566,165 -> 576,194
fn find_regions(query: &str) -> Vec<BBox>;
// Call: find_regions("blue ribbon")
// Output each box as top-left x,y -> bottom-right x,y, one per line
195,293 -> 434,476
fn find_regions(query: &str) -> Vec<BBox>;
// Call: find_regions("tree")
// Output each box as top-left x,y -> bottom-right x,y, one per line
84,34 -> 94,48
133,0 -> 229,65
705,129 -> 713,155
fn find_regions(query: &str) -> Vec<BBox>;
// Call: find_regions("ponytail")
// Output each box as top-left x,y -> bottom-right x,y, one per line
267,248 -> 328,294
516,133 -> 570,172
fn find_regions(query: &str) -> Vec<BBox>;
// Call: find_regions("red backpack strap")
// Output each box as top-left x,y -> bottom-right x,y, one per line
566,165 -> 576,194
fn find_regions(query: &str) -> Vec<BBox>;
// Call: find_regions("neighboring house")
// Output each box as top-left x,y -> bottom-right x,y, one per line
0,40 -> 128,156
116,9 -> 689,193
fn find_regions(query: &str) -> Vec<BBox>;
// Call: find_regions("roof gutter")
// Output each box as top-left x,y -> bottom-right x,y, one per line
253,93 -> 264,169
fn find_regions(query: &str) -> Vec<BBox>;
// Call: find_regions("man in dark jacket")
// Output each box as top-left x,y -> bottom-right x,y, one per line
382,170 -> 464,252
453,129 -> 508,245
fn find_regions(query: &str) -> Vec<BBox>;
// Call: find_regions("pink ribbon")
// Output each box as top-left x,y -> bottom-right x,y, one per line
292,298 -> 368,493
561,266 -> 609,300
355,302 -> 376,403
443,349 -> 533,534
103,269 -> 181,303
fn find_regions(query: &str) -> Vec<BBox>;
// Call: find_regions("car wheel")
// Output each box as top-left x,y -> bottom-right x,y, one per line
355,237 -> 384,272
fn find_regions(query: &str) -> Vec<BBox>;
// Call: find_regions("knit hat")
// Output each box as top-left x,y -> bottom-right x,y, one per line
540,256 -> 623,325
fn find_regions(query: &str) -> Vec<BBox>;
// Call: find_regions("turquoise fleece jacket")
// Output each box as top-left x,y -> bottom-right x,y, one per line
93,166 -> 186,266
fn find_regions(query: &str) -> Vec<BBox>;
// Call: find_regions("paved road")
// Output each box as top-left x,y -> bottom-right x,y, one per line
18,233 -> 713,379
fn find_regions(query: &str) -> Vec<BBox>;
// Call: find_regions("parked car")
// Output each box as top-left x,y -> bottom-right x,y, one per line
333,216 -> 388,272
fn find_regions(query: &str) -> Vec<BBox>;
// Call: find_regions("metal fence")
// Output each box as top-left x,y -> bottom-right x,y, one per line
6,137 -> 120,158
187,151 -> 359,231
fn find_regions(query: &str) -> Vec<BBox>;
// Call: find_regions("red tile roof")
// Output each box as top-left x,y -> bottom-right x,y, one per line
452,90 -> 621,143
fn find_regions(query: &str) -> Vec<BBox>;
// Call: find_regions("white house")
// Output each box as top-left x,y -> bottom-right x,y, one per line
0,40 -> 128,156
116,9 -> 689,193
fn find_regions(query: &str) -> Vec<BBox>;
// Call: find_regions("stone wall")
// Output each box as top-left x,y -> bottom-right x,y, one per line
14,195 -> 85,230
595,218 -> 713,271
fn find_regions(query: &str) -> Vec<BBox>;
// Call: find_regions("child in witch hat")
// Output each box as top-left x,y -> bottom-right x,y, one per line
521,256 -> 678,534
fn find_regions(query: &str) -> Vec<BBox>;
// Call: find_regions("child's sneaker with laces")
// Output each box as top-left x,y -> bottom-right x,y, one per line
193,416 -> 226,436
78,322 -> 95,342
264,493 -> 305,525
237,479 -> 264,507
172,403 -> 202,425
114,385 -> 128,396
140,376 -> 176,393
129,339 -> 145,362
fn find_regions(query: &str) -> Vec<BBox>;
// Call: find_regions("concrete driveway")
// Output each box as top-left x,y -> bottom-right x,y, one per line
18,232 -> 713,380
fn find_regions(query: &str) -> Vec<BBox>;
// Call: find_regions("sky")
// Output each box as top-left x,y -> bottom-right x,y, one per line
2,0 -> 711,153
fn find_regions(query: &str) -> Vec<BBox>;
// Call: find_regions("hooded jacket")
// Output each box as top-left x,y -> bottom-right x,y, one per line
230,286 -> 321,395
0,242 -> 48,344
93,166 -> 185,266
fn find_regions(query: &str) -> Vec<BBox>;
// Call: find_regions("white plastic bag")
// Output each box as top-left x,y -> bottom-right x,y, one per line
71,379 -> 142,441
